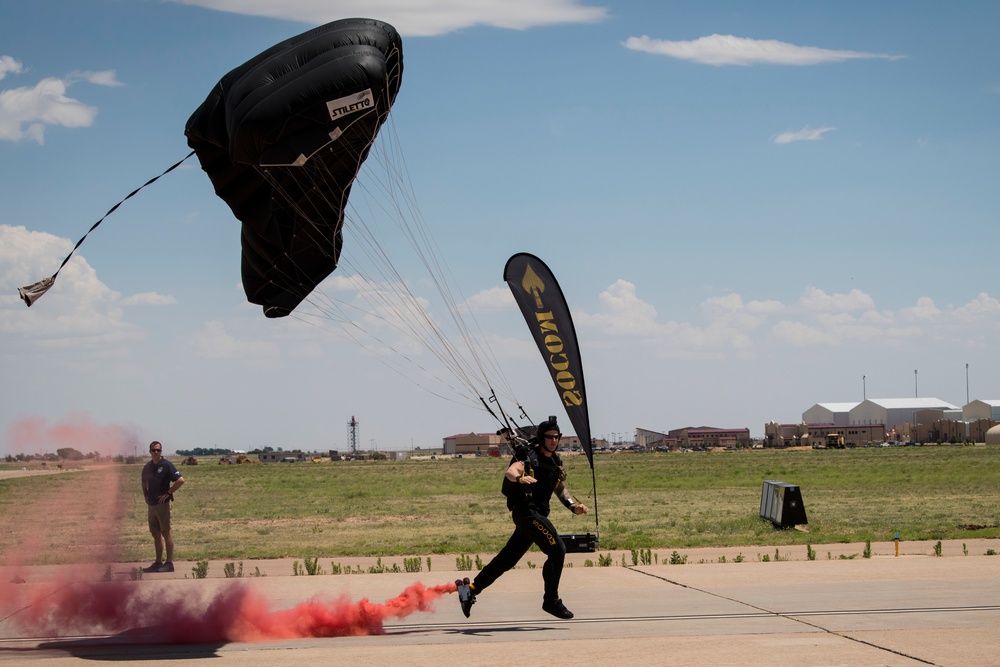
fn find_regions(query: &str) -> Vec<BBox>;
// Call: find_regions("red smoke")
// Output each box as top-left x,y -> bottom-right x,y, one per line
0,460 -> 122,569
6,413 -> 140,457
4,579 -> 458,643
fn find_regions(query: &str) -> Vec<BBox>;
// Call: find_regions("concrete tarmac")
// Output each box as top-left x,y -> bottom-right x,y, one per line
1,541 -> 998,666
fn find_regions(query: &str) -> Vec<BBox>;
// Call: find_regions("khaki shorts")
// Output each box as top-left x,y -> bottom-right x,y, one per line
147,501 -> 172,534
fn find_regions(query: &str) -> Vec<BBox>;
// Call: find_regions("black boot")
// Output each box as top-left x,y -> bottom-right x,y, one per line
542,598 -> 574,619
456,578 -> 476,618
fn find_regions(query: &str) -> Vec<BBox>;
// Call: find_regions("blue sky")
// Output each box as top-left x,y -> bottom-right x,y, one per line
2,0 -> 998,456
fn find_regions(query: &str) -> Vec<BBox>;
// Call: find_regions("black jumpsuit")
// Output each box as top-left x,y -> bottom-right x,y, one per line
472,445 -> 568,604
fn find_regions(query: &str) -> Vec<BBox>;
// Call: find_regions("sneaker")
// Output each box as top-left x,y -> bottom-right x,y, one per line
455,578 -> 476,618
542,598 -> 574,619
142,561 -> 163,573
159,562 -> 175,573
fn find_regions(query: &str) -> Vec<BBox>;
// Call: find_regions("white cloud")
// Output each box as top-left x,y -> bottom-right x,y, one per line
951,292 -> 1000,320
0,55 -> 24,80
703,293 -> 783,316
799,287 -> 875,312
69,70 -> 124,87
773,126 -> 836,144
623,34 -> 903,66
765,287 -> 931,347
578,281 -> 759,359
183,320 -> 283,369
584,279 -> 661,336
463,285 -> 514,311
0,61 -> 123,144
575,280 -> 1000,354
771,319 -> 840,347
171,0 -> 608,37
0,224 -> 140,346
900,296 -> 941,321
772,309 -> 923,348
121,292 -> 178,306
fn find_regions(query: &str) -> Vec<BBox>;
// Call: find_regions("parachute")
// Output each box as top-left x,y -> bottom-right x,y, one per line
182,19 -> 526,422
184,18 -> 403,318
17,18 -> 542,445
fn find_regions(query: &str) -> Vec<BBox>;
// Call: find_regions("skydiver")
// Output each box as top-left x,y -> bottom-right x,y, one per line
456,418 -> 588,620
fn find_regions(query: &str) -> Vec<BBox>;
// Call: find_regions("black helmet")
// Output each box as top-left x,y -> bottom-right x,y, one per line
535,419 -> 559,439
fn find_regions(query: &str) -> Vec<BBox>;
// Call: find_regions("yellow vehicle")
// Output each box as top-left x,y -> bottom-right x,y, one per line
826,433 -> 846,449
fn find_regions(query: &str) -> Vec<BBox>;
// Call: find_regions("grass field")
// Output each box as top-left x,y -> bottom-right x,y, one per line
1,445 -> 998,565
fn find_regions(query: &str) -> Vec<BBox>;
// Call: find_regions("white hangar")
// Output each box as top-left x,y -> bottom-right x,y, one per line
801,402 -> 859,426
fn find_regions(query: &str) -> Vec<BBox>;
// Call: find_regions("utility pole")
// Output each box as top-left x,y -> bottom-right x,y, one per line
914,369 -> 918,398
863,375 -> 866,400
966,363 -> 970,405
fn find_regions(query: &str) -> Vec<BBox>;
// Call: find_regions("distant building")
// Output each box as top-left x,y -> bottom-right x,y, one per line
802,402 -> 859,426
764,422 -> 809,447
442,432 -> 504,456
850,398 -> 960,432
812,423 -> 887,447
259,450 -> 307,463
667,426 -> 750,449
964,400 -> 1000,421
636,428 -> 673,450
589,437 -> 611,450
913,418 -> 996,443
765,421 -> 886,448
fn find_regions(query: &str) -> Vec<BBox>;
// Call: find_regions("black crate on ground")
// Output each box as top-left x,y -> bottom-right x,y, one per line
560,533 -> 599,553
759,480 -> 808,529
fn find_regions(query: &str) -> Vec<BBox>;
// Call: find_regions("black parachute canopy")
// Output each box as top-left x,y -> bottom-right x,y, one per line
185,18 -> 403,318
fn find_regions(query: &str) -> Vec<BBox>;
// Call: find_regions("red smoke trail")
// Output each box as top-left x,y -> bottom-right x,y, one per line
1,413 -> 133,571
4,579 -> 458,643
6,413 -> 140,457
0,461 -> 122,570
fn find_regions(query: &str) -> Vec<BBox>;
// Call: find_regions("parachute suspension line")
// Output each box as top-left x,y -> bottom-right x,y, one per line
348,118 -> 523,408
259,161 -> 480,407
347,181 -> 514,408
287,307 -> 478,409
18,151 -> 196,307
319,126 -> 510,407
479,392 -> 515,439
258,139 -> 495,411
480,389 -> 530,438
249,95 -> 526,424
